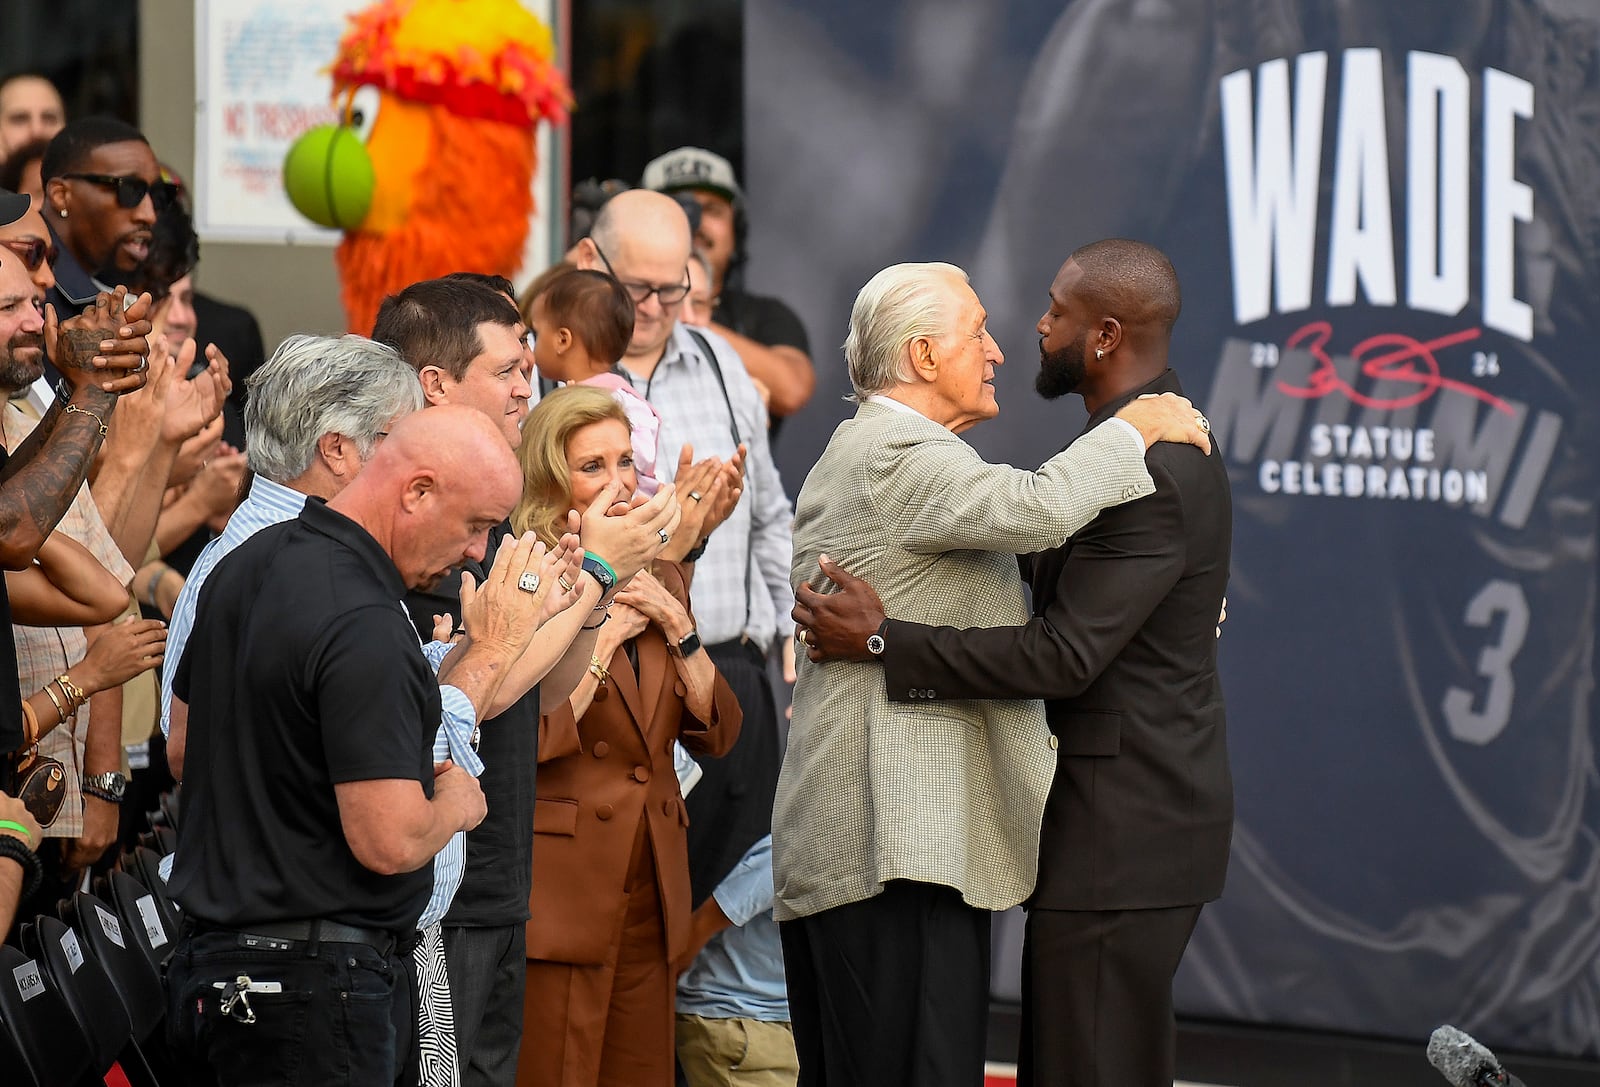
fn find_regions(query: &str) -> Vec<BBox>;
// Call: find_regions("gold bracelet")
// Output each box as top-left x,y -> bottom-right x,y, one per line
41,681 -> 66,724
55,673 -> 87,708
587,655 -> 609,686
19,699 -> 37,748
63,403 -> 108,438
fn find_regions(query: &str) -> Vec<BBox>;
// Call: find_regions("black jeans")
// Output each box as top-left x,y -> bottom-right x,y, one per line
165,927 -> 405,1086
441,923 -> 525,1087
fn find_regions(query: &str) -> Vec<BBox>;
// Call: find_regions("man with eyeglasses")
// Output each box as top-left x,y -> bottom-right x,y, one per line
573,190 -> 797,1075
39,117 -> 177,329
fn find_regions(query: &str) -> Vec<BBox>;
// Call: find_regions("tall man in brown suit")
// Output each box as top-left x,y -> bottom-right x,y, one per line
798,239 -> 1232,1087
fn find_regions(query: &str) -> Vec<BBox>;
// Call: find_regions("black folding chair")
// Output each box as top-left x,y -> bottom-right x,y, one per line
117,845 -> 182,938
158,788 -> 180,833
107,869 -> 178,968
0,943 -> 96,1087
63,890 -> 166,1050
20,915 -> 161,1087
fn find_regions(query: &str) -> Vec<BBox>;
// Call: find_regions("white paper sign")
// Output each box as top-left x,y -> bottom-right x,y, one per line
95,903 -> 125,949
194,0 -> 364,244
61,929 -> 84,974
13,961 -> 43,1002
136,896 -> 169,949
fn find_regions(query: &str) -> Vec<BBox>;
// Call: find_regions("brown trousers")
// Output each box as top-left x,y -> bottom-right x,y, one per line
517,822 -> 674,1087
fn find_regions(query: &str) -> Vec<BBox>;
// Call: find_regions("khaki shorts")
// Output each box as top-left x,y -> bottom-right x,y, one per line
675,1014 -> 798,1087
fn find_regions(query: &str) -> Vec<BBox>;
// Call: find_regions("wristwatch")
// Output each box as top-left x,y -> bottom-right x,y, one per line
580,555 -> 617,595
866,620 -> 888,658
82,771 -> 128,803
667,628 -> 703,659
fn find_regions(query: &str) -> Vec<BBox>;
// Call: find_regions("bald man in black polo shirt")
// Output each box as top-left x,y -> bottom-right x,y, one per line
165,407 -> 549,1087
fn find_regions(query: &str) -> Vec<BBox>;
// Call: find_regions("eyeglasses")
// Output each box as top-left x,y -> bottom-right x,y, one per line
0,238 -> 57,271
591,240 -> 689,306
61,173 -> 180,212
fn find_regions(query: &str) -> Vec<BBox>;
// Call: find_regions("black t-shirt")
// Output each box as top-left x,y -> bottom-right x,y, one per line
170,498 -> 439,933
404,523 -> 540,927
0,447 -> 22,754
713,288 -> 810,355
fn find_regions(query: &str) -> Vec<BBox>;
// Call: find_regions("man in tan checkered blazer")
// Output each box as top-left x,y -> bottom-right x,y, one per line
773,262 -> 1210,1087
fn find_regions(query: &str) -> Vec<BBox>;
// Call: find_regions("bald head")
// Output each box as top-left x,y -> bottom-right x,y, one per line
331,405 -> 524,589
1065,238 -> 1181,338
589,189 -> 692,259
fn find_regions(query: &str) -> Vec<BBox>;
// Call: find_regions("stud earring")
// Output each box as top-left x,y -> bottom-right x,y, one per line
1095,348 -> 1104,360
58,209 -> 66,218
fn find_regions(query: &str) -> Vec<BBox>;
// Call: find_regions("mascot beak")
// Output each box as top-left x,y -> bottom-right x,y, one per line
283,123 -> 377,231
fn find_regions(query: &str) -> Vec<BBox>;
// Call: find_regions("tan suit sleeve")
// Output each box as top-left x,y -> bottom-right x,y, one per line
871,419 -> 1155,555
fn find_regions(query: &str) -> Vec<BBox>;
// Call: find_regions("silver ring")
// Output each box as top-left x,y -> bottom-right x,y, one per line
517,572 -> 541,594
688,491 -> 703,502
558,574 -> 574,593
658,529 -> 671,545
1195,414 -> 1211,434
134,356 -> 148,374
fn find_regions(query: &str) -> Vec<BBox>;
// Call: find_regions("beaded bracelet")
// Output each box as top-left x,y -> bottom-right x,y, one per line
0,833 -> 43,901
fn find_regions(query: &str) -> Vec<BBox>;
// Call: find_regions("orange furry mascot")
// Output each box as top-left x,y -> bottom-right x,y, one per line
292,0 -> 571,334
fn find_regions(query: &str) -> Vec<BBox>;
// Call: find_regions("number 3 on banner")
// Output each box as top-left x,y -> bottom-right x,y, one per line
1441,579 -> 1529,745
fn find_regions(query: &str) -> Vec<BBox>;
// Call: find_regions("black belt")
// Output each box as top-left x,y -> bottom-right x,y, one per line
186,917 -> 403,955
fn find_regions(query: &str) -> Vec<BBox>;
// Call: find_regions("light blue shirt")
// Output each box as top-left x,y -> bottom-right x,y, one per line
157,476 -> 479,928
675,835 -> 789,1021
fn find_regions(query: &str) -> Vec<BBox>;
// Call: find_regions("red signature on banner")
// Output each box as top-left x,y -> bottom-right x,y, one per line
1274,321 -> 1514,416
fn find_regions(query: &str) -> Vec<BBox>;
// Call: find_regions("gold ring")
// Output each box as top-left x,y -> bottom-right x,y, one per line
558,575 -> 574,593
1196,414 -> 1211,434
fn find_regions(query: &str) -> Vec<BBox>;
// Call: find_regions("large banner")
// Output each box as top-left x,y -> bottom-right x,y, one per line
749,0 -> 1600,1058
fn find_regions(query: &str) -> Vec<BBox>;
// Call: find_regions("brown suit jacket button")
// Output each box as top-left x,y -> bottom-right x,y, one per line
662,800 -> 675,816
673,681 -> 687,697
596,803 -> 614,821
633,765 -> 651,783
592,741 -> 610,758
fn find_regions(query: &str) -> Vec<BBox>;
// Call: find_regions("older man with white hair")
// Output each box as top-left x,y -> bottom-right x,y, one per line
774,261 -> 1208,1086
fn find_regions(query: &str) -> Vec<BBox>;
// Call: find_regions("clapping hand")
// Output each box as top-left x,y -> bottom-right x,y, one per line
458,532 -> 551,655
46,288 -> 154,395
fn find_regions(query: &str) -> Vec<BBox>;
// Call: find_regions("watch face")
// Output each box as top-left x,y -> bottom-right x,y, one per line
866,634 -> 886,656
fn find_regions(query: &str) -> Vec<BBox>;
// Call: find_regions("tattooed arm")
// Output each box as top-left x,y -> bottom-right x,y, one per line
0,291 -> 151,568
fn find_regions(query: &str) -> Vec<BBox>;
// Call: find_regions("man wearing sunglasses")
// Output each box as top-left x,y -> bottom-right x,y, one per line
39,116 -> 174,325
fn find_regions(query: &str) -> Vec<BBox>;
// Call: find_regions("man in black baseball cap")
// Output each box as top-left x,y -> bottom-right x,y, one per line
0,189 -> 29,227
642,147 -> 815,429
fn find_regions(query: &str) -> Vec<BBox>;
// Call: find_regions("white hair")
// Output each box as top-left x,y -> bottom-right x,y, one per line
842,262 -> 968,400
243,334 -> 424,483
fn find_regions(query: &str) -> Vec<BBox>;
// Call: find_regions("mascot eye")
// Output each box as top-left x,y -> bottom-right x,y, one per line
349,86 -> 382,143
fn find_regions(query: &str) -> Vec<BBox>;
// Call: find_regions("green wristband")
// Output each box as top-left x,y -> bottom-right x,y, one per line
0,819 -> 32,842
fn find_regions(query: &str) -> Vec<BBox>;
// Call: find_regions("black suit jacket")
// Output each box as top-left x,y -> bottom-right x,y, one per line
880,369 -> 1233,911
193,291 -> 267,452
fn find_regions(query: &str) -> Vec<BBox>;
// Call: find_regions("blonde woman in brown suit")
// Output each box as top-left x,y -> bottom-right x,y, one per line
513,385 -> 742,1087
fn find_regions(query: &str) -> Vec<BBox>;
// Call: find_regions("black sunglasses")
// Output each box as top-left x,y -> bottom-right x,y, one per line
0,238 -> 58,271
62,172 -> 180,212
